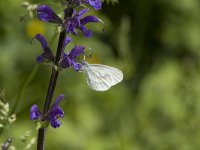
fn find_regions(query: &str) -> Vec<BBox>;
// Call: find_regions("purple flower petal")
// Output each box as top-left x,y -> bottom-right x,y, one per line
62,36 -> 72,52
72,9 -> 77,16
48,95 -> 64,128
66,23 -> 78,35
36,55 -> 45,64
54,94 -> 65,106
63,0 -> 102,10
30,105 -> 41,120
37,5 -> 62,24
80,0 -> 102,10
34,34 -> 48,50
60,56 -> 71,68
49,95 -> 64,119
81,16 -> 99,25
79,26 -> 92,37
71,61 -> 82,71
49,106 -> 64,120
77,8 -> 89,19
43,47 -> 55,61
50,119 -> 62,128
88,0 -> 102,10
69,46 -> 85,59
60,45 -> 85,70
33,34 -> 54,63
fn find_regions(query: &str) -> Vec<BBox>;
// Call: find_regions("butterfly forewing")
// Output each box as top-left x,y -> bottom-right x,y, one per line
84,65 -> 112,91
81,63 -> 123,91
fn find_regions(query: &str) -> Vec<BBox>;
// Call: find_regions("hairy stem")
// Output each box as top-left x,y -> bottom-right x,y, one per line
43,31 -> 66,114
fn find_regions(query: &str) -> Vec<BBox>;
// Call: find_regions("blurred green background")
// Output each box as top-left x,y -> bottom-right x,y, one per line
1,0 -> 200,149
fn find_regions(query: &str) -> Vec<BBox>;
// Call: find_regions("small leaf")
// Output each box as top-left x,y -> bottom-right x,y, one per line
0,100 -> 4,107
20,131 -> 31,143
8,114 -> 16,124
24,138 -> 36,149
4,103 -> 9,113
0,109 -> 7,116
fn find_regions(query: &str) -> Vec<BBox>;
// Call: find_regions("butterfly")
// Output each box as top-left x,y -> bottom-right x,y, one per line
79,61 -> 123,91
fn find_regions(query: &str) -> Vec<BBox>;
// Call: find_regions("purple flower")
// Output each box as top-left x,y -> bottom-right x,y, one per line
60,36 -> 85,71
30,105 -> 41,120
61,46 -> 85,71
30,95 -> 64,128
64,8 -> 100,37
66,0 -> 102,10
37,5 -> 62,24
62,36 -> 73,52
82,0 -> 102,10
47,95 -> 64,128
32,34 -> 54,64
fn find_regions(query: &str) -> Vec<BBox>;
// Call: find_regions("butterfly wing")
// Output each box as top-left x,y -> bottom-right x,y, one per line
82,64 -> 123,91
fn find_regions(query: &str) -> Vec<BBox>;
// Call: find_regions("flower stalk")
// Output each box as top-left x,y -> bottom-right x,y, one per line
37,9 -> 73,150
30,0 -> 103,149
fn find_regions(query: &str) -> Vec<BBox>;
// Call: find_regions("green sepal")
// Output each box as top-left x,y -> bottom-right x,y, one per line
36,121 -> 49,130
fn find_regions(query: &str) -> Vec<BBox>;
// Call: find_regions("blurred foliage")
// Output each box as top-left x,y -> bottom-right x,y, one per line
1,0 -> 200,149
0,91 -> 35,150
103,0 -> 118,5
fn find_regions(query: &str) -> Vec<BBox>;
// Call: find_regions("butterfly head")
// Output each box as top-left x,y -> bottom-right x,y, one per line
78,60 -> 89,72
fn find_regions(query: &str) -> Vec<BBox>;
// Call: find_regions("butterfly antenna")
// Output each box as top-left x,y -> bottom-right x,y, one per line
98,18 -> 105,32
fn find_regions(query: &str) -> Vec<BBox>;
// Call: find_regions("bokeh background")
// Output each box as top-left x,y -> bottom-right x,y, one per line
1,0 -> 200,149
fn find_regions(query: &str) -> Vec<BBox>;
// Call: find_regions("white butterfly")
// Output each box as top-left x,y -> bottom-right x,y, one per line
79,61 -> 123,91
